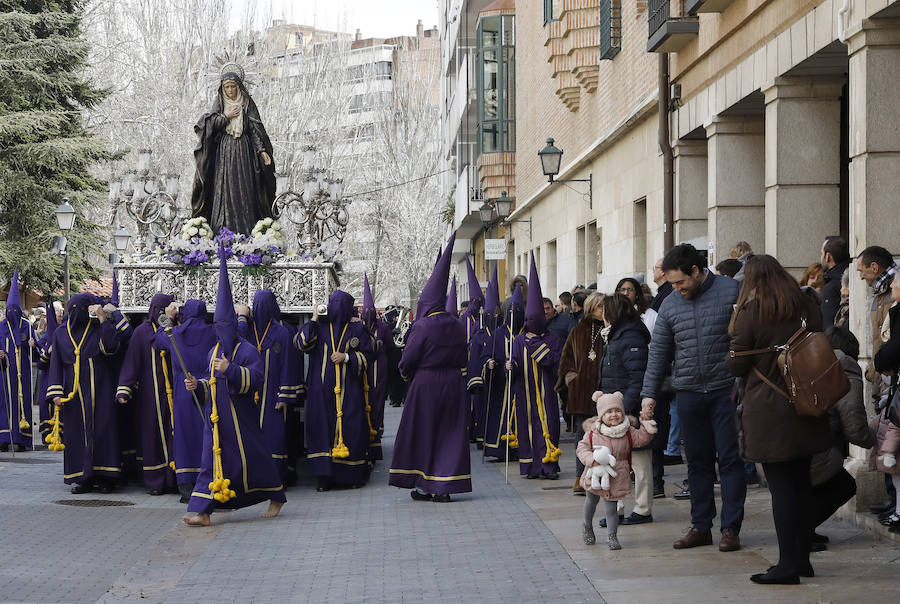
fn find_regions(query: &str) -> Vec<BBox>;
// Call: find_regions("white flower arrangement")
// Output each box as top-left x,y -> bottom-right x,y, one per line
180,217 -> 214,241
250,217 -> 283,244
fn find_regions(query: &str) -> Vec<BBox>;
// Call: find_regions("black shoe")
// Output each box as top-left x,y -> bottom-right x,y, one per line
0,443 -> 8,452
180,495 -> 190,504
751,571 -> 800,585
526,474 -> 539,480
811,532 -> 829,544
767,564 -> 813,578
98,481 -> 115,494
598,515 -> 624,528
542,472 -> 559,480
410,490 -> 433,502
653,485 -> 666,498
663,454 -> 683,466
878,507 -> 896,522
673,485 -> 691,500
883,513 -> 900,528
432,494 -> 451,503
71,483 -> 92,494
809,541 -> 827,552
621,512 -> 653,525
12,444 -> 27,453
148,488 -> 165,496
870,499 -> 895,514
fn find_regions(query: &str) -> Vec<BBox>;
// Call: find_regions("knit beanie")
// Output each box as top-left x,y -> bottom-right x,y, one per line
592,391 -> 624,418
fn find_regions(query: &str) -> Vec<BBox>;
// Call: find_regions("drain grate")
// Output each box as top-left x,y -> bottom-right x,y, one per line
54,499 -> 135,507
0,457 -> 58,464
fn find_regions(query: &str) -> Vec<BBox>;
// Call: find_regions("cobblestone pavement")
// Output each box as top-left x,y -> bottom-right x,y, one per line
0,407 -> 603,604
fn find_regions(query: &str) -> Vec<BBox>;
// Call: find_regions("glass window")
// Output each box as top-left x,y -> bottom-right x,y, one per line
477,15 -> 515,156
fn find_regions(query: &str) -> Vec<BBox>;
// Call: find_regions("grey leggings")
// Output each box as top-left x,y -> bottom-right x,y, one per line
584,493 -> 619,535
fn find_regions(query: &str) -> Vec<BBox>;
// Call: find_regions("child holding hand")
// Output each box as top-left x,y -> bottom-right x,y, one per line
577,391 -> 656,549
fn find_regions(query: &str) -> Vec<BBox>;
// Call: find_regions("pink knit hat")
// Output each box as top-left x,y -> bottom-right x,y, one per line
592,391 -> 625,418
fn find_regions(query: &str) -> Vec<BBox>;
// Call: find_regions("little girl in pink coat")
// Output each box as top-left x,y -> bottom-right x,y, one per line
577,391 -> 656,549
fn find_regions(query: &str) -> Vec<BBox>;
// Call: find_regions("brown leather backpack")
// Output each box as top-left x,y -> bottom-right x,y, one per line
730,321 -> 850,417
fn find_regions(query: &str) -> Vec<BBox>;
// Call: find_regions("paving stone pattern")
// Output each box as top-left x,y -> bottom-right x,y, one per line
0,407 -> 605,603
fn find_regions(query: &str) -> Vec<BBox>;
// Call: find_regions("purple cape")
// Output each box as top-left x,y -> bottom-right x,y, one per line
0,317 -> 35,446
117,321 -> 176,491
187,339 -> 285,513
389,312 -> 471,495
365,318 -> 394,461
510,331 -> 562,477
46,318 -> 130,484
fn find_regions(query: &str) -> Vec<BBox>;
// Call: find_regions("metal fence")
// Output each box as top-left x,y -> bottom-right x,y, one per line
600,0 -> 622,60
649,0 -> 690,36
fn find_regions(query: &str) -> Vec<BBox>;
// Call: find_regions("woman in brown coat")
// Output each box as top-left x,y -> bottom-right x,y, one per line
726,254 -> 830,585
556,292 -> 604,492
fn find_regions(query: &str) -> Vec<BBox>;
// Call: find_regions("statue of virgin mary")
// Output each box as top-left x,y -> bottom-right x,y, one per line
190,62 -> 276,235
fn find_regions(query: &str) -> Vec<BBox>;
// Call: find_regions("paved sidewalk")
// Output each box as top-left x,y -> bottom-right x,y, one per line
502,432 -> 900,604
0,406 -> 603,604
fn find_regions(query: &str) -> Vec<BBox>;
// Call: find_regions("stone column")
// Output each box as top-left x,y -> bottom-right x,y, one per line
843,20 -> 900,506
763,76 -> 842,276
673,139 -> 708,246
705,116 -> 765,264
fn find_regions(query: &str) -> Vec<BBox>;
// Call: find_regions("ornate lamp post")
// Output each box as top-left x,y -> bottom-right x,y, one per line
55,198 -> 76,302
109,149 -> 181,252
272,145 -> 351,253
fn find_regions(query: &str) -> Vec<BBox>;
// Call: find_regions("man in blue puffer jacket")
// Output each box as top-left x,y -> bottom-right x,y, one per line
640,244 -> 746,552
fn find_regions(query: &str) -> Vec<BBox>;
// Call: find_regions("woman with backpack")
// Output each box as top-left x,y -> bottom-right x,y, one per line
726,254 -> 830,585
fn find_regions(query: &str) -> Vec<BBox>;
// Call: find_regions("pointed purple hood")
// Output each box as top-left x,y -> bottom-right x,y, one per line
525,251 -> 546,334
465,254 -> 483,314
445,275 -> 458,317
485,265 -> 500,315
6,268 -> 24,344
44,301 -> 59,343
252,289 -> 281,336
417,231 -> 456,318
214,249 -> 237,352
110,272 -> 119,306
360,273 -> 377,330
506,283 -> 525,333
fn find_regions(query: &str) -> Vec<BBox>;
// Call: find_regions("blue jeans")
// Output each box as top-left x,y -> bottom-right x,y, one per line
676,388 -> 746,532
665,400 -> 681,456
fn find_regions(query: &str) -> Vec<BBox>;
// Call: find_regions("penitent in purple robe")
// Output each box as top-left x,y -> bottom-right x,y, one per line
0,318 -> 35,448
238,290 -> 301,481
365,319 -> 393,462
154,300 -> 216,492
46,295 -> 131,486
389,313 -> 471,494
509,332 -> 562,477
117,314 -> 177,492
296,291 -> 374,487
187,340 -> 286,513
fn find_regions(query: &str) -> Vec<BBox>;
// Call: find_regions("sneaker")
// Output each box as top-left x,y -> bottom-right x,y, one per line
880,512 -> 899,527
432,494 -> 452,503
673,526 -> 713,549
607,535 -> 622,550
621,512 -> 653,525
663,454 -> 683,466
410,490 -> 433,502
653,485 -> 666,499
719,528 -> 741,552
673,481 -> 691,500
582,524 -> 596,545
598,514 -> 624,528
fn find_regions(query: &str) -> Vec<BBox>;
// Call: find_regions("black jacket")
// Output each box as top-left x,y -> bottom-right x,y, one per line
650,281 -> 673,312
874,303 -> 900,373
821,260 -> 849,327
598,318 -> 651,416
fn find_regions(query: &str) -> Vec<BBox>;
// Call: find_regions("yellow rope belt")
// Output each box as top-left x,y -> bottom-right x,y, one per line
363,373 -> 376,443
49,322 -> 90,452
208,343 -> 236,502
159,349 -> 176,470
529,354 -> 561,464
9,323 -> 28,431
330,323 -> 350,459
500,333 -> 518,448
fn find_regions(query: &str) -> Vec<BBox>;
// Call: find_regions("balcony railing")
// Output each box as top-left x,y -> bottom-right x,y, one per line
599,0 -> 621,60
647,0 -> 699,53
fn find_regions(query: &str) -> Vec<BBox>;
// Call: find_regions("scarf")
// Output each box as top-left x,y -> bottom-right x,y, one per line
600,325 -> 612,344
872,262 -> 897,297
598,419 -> 630,439
224,90 -> 243,138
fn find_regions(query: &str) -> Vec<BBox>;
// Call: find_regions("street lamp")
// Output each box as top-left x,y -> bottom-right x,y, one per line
113,225 -> 132,253
537,137 -> 593,208
478,201 -> 495,226
495,190 -> 514,220
55,198 -> 76,301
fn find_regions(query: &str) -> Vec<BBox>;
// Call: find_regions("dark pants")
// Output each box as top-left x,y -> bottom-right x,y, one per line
762,458 -> 813,575
811,468 -> 856,531
573,413 -> 590,477
677,388 -> 746,532
651,392 -> 673,491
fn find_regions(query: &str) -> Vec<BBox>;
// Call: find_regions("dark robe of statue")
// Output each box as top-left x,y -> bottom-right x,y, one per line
191,74 -> 276,235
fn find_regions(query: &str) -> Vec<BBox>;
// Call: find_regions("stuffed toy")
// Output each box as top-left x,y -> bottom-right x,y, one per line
588,445 -> 617,491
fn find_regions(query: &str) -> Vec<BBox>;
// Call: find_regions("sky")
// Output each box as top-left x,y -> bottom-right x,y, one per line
230,0 -> 440,39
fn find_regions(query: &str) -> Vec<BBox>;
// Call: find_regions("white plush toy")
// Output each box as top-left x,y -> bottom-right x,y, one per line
588,445 -> 618,491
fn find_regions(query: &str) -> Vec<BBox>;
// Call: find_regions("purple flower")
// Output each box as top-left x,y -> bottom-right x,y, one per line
184,249 -> 209,266
216,246 -> 234,260
215,227 -> 236,247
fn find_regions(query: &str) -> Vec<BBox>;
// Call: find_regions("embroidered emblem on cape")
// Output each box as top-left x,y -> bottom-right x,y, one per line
349,337 -> 360,349
273,342 -> 281,354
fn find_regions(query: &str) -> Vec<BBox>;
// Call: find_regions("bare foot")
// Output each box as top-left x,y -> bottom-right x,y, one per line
182,513 -> 210,526
261,500 -> 284,518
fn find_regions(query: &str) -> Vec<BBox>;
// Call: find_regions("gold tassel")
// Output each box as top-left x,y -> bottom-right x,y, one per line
207,344 -> 236,502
